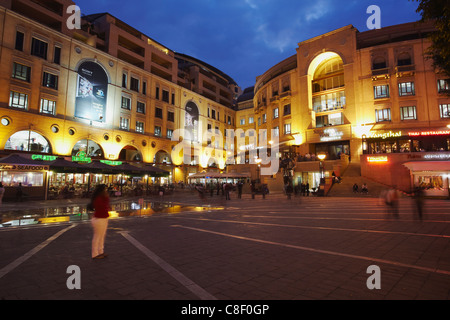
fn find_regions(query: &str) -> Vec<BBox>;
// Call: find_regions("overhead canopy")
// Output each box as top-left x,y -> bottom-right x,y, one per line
0,154 -> 42,165
403,161 -> 450,172
188,171 -> 250,179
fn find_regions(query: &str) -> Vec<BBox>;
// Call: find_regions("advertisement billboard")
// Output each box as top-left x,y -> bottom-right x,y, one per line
74,61 -> 108,122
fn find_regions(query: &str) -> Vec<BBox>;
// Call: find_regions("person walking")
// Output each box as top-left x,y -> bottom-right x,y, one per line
0,182 -> 5,207
16,182 -> 23,202
225,183 -> 231,200
413,186 -> 425,220
237,181 -> 243,199
305,182 -> 310,196
386,188 -> 399,218
89,184 -> 110,259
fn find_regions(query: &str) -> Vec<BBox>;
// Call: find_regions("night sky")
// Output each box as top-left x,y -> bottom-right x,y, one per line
73,0 -> 422,90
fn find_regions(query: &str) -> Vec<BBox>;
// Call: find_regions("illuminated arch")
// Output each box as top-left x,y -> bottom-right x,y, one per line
118,145 -> 142,162
4,130 -> 52,154
71,139 -> 104,158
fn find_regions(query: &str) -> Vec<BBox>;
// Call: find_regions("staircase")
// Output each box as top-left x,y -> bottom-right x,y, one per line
326,162 -> 388,198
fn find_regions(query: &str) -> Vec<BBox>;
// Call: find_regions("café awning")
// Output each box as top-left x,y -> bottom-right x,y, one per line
403,161 -> 450,172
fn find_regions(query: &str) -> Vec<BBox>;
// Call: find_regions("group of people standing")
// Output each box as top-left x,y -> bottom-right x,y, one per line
196,181 -> 244,200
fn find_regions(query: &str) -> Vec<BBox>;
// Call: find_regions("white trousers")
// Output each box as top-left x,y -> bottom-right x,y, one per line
91,217 -> 108,258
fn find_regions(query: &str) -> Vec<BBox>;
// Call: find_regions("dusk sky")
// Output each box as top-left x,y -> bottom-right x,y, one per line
74,0 -> 422,90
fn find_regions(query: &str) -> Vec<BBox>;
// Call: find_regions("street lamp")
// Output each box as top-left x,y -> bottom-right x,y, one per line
317,153 -> 326,196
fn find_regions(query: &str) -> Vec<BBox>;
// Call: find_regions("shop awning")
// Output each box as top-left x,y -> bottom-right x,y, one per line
43,158 -> 88,173
403,161 -> 450,172
0,154 -> 43,165
81,160 -> 121,174
140,165 -> 170,177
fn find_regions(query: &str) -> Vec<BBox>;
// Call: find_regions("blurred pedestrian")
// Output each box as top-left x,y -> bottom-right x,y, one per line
385,188 -> 399,218
16,182 -> 23,202
0,182 -> 4,207
225,183 -> 231,200
237,181 -> 243,199
413,186 -> 425,220
89,184 -> 110,259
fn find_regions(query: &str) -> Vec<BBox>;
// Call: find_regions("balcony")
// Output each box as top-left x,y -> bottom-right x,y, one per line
395,65 -> 415,78
371,68 -> 390,80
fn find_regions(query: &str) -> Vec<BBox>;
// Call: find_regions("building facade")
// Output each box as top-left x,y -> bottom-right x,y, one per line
236,22 -> 450,196
0,0 -> 239,199
0,0 -> 449,199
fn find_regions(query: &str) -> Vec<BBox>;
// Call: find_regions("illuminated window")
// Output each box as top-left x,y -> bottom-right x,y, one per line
72,139 -> 102,157
240,118 -> 245,125
12,62 -> 31,82
121,96 -> 131,110
284,123 -> 291,135
120,117 -> 129,131
273,108 -> 279,119
137,101 -> 146,114
136,121 -> 144,134
438,79 -> 450,93
398,82 -> 415,96
248,117 -> 254,124
440,104 -> 450,119
374,85 -> 389,99
400,106 -> 417,120
9,91 -> 28,109
375,108 -> 391,122
155,126 -> 162,137
40,98 -> 56,115
42,72 -> 58,89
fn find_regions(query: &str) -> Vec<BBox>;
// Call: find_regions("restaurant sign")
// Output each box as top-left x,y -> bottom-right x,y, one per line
0,164 -> 49,171
72,151 -> 92,163
368,130 -> 402,139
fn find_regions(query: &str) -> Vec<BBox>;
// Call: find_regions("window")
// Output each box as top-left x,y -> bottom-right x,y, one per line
15,31 -> 24,51
248,116 -> 254,124
400,106 -> 417,120
120,117 -> 129,130
397,52 -> 412,66
227,116 -> 231,125
42,72 -> 58,89
284,123 -> 291,135
375,108 -> 391,122
283,104 -> 291,116
167,111 -> 175,122
53,46 -> 61,65
142,81 -> 147,95
155,126 -> 162,137
207,124 -> 212,131
167,129 -> 173,138
273,126 -> 279,137
258,117 -> 261,126
40,98 -> 56,115
438,79 -> 450,93
262,113 -> 267,123
137,101 -> 146,114
130,77 -> 139,92
372,56 -> 387,70
240,118 -> 245,125
122,73 -> 127,88
162,89 -> 169,103
171,93 -> 175,105
9,91 -> 28,109
12,62 -> 31,82
121,96 -> 131,110
398,82 -> 415,96
211,109 -> 216,120
273,108 -> 279,119
31,38 -> 48,59
155,107 -> 163,119
440,104 -> 450,119
136,121 -> 144,133
155,87 -> 160,100
374,85 -> 389,99
316,113 -> 344,128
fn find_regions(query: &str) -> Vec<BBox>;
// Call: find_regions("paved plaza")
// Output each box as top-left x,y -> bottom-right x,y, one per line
1,190 -> 450,305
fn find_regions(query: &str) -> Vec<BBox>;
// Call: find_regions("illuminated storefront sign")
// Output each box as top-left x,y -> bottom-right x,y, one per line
72,151 -> 92,163
0,164 -> 49,171
424,154 -> 450,160
320,128 -> 344,142
367,156 -> 388,163
31,154 -> 58,161
100,160 -> 122,166
368,130 -> 402,139
408,130 -> 450,137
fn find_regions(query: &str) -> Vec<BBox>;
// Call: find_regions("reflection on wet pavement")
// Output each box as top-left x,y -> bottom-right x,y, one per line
0,200 -> 223,227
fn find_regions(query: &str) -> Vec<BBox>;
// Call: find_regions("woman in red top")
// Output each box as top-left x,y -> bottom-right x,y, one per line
89,184 -> 110,259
